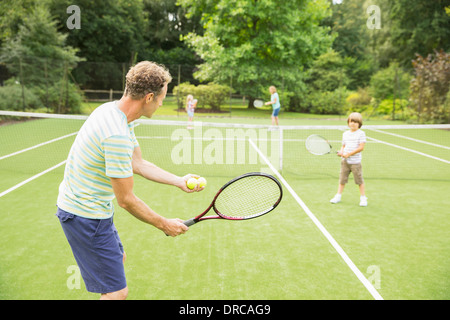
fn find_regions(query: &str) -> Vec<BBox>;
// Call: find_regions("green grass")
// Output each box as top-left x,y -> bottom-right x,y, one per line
0,113 -> 449,300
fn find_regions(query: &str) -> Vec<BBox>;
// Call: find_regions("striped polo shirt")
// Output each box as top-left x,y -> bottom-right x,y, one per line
57,101 -> 139,219
342,129 -> 366,164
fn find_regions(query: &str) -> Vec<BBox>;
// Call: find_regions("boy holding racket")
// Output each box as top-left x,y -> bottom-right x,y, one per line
330,112 -> 367,206
56,61 -> 204,300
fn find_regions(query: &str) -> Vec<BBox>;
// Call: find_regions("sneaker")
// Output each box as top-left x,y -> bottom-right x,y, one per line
330,194 -> 341,204
359,196 -> 368,207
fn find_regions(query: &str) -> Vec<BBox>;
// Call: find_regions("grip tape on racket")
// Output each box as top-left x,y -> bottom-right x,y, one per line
183,218 -> 197,227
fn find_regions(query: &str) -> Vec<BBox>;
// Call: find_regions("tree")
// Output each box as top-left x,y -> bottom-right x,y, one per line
303,50 -> 350,114
410,50 -> 450,123
306,49 -> 349,92
0,0 -> 36,46
49,0 -> 147,90
1,5 -> 81,84
0,4 -> 83,113
143,0 -> 203,52
140,0 -> 203,91
50,0 -> 145,64
178,0 -> 333,107
325,0 -> 390,88
388,0 -> 450,69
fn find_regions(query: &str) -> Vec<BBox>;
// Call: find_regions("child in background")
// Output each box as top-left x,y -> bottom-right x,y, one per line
186,94 -> 197,129
265,86 -> 281,126
330,112 -> 368,206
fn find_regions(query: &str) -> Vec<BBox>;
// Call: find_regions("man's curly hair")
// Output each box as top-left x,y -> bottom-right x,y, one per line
124,61 -> 172,100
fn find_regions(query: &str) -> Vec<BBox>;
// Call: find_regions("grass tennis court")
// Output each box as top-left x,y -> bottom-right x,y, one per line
0,113 -> 449,300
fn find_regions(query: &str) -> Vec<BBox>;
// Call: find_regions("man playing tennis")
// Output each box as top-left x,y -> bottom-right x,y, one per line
56,61 -> 203,300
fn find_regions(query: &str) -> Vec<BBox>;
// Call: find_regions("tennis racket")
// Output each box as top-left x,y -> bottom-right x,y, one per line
305,134 -> 337,155
184,172 -> 282,228
253,99 -> 265,108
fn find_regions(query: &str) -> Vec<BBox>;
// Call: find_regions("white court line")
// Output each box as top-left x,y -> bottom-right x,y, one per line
249,138 -> 384,300
367,136 -> 450,164
0,132 -> 78,161
0,161 -> 66,198
368,128 -> 450,150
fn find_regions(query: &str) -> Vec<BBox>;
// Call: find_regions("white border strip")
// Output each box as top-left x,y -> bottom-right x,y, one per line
0,161 -> 66,198
249,138 -> 384,300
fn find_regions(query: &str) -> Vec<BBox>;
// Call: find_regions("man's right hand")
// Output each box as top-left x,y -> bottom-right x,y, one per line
163,218 -> 189,237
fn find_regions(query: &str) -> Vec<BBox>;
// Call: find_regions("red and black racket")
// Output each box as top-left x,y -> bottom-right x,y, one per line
184,172 -> 283,227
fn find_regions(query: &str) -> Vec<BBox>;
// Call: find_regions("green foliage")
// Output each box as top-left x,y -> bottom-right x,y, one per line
0,0 -> 36,43
173,82 -> 197,109
300,50 -> 349,115
142,0 -> 202,51
173,82 -> 231,111
179,0 -> 333,104
377,98 -> 410,118
49,0 -> 145,64
197,83 -> 231,111
0,0 -> 448,123
389,0 -> 450,69
0,83 -> 43,111
33,80 -> 84,114
369,63 -> 412,101
346,87 -> 372,108
0,5 -> 82,86
410,50 -> 450,123
306,87 -> 348,115
0,4 -> 83,114
306,50 -> 349,92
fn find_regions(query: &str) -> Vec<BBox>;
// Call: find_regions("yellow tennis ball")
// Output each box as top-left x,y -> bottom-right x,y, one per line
186,177 -> 198,190
197,177 -> 207,188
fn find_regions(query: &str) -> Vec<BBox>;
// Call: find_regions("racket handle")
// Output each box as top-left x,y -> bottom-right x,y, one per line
183,218 -> 197,227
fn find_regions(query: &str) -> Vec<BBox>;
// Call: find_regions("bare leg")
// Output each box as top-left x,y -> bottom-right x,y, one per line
100,287 -> 128,300
359,183 -> 365,196
337,183 -> 345,195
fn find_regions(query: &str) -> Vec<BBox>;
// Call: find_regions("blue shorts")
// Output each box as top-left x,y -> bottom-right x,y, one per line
56,207 -> 126,293
187,110 -> 194,117
272,108 -> 280,117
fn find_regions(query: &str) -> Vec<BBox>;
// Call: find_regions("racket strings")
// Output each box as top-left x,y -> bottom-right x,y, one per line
305,134 -> 332,155
214,176 -> 281,219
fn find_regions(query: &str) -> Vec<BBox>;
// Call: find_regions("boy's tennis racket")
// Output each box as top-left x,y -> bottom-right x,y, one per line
305,134 -> 337,155
184,172 -> 283,227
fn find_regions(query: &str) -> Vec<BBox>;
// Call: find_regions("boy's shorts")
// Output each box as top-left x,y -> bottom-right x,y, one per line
56,207 -> 126,294
339,159 -> 364,185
